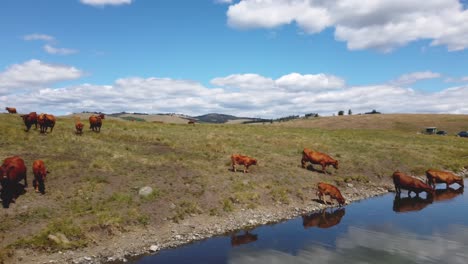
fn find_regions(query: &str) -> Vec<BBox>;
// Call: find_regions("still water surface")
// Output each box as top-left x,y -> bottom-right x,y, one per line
134,182 -> 467,264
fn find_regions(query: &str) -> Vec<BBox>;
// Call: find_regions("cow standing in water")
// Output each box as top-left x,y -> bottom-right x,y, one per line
0,156 -> 27,208
21,112 -> 38,132
425,169 -> 464,189
392,171 -> 434,197
302,148 -> 338,174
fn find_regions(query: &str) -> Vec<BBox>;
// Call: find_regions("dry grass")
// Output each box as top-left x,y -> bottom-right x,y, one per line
0,113 -> 467,258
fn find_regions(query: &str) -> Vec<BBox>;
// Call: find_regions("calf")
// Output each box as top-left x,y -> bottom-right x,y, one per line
302,148 -> 338,174
426,169 -> 464,189
231,154 -> 257,173
5,107 -> 17,114
392,171 -> 434,197
21,112 -> 38,131
32,160 -> 48,194
0,156 -> 27,208
316,182 -> 346,206
75,117 -> 84,135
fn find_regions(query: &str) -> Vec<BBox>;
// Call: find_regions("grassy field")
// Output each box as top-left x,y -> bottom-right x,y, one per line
0,113 -> 467,260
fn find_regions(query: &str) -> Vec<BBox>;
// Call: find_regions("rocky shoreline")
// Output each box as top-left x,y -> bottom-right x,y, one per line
22,183 -> 391,264
16,168 -> 468,264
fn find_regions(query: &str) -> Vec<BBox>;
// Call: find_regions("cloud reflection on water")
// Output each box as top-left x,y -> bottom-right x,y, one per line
228,225 -> 468,264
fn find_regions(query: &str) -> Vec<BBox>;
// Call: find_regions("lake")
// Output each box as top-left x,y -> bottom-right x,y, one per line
133,181 -> 466,264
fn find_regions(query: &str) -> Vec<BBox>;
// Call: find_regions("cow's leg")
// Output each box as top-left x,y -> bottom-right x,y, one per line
50,125 -> 54,132
33,178 -> 38,192
24,173 -> 27,188
321,163 -> 327,174
232,163 -> 236,172
244,165 -> 249,173
301,156 -> 307,168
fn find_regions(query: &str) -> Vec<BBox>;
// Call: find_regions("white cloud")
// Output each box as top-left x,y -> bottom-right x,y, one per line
225,0 -> 468,52
391,71 -> 442,86
445,76 -> 468,83
80,0 -> 132,6
44,44 -> 78,55
1,65 -> 467,116
23,34 -> 55,42
0,60 -> 83,95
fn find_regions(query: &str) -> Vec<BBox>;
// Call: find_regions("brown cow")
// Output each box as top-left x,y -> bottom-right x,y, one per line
392,195 -> 433,213
425,169 -> 464,189
188,120 -> 195,125
5,107 -> 17,114
301,148 -> 338,174
231,231 -> 258,247
316,182 -> 346,206
231,154 -> 257,173
74,117 -> 84,135
302,208 -> 345,229
21,112 -> 38,131
0,156 -> 27,208
392,171 -> 434,197
38,113 -> 56,133
32,160 -> 48,194
89,115 -> 102,132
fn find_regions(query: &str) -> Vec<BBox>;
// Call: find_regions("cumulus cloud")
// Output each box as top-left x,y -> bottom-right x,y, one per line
445,76 -> 468,82
0,63 -> 467,116
390,71 -> 442,86
0,60 -> 83,95
225,0 -> 468,52
44,44 -> 78,55
23,33 -> 55,42
80,0 -> 132,6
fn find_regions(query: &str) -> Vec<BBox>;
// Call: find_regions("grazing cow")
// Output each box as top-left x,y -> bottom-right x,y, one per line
231,231 -> 258,247
21,112 -> 38,132
75,117 -> 84,135
32,160 -> 48,194
316,182 -> 346,206
5,107 -> 17,114
392,171 -> 434,197
301,148 -> 338,174
38,113 -> 56,133
393,195 -> 433,213
425,169 -> 464,189
188,120 -> 195,125
89,115 -> 102,132
0,156 -> 27,208
302,208 -> 345,229
434,187 -> 463,202
231,154 -> 257,173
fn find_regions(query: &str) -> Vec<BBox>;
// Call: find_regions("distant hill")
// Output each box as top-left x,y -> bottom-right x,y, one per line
194,113 -> 254,124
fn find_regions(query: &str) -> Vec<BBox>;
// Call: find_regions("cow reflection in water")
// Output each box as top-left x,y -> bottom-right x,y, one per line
302,208 -> 346,229
393,195 -> 433,213
434,187 -> 464,202
231,231 -> 258,247
393,186 -> 463,213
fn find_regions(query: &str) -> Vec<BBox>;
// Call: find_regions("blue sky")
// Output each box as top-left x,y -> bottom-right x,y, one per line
1,0 -> 467,117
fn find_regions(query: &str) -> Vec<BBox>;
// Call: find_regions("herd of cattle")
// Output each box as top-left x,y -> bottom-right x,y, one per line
232,147 -> 464,207
0,108 -> 105,208
1,106 -> 465,210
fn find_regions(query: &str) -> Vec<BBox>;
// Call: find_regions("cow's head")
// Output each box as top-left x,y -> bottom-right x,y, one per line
456,177 -> 464,187
333,160 -> 339,169
337,197 -> 346,206
251,159 -> 257,166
